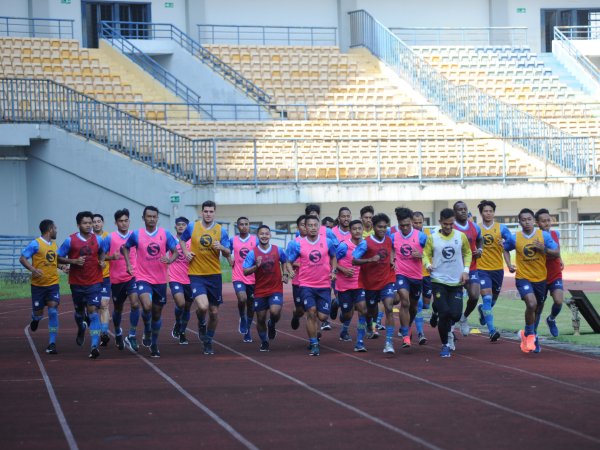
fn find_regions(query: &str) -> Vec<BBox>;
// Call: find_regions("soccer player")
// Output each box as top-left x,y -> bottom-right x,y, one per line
359,205 -> 384,332
122,206 -> 179,358
360,205 -> 375,237
92,213 -> 111,347
504,208 -> 559,353
228,216 -> 258,343
476,200 -> 512,342
179,200 -> 231,356
393,207 -> 428,347
336,220 -> 369,351
243,225 -> 289,351
169,217 -> 194,345
411,211 -> 433,339
332,207 -> 352,243
286,215 -> 337,356
453,201 -> 483,336
57,211 -> 106,359
101,208 -> 141,351
289,215 -> 308,331
20,219 -> 61,354
535,208 -> 564,338
422,208 -> 472,357
352,213 -> 397,354
321,217 -> 335,228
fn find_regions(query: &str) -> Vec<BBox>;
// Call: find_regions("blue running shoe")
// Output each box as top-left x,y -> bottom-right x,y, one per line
440,345 -> 451,358
534,336 -> 541,353
243,332 -> 253,343
309,343 -> 320,356
239,316 -> 247,335
546,316 -> 559,337
142,331 -> 151,348
477,304 -> 486,326
353,342 -> 367,352
339,331 -> 351,341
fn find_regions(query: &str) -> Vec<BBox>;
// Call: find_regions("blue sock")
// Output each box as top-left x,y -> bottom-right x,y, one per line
482,294 -> 495,333
89,312 -> 100,348
181,310 -> 191,332
47,307 -> 58,344
550,303 -> 562,319
174,305 -> 183,324
74,311 -> 84,329
386,325 -> 394,343
309,337 -> 318,345
357,316 -> 366,343
142,310 -> 152,334
206,329 -> 215,343
525,324 -> 535,336
400,326 -> 409,337
112,310 -> 122,333
151,318 -> 162,346
258,331 -> 267,343
415,299 -> 424,335
101,320 -> 109,335
376,311 -> 384,325
129,308 -> 140,336
342,320 -> 350,333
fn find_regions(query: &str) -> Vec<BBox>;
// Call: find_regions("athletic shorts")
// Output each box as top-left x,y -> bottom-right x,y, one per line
338,289 -> 366,314
292,284 -> 303,307
364,282 -> 396,307
300,287 -> 331,315
422,276 -> 432,299
515,279 -> 547,304
100,276 -> 111,299
137,281 -> 167,306
169,282 -> 193,303
546,278 -> 563,294
233,281 -> 255,301
395,275 -> 422,301
71,283 -> 102,308
467,269 -> 480,285
254,292 -> 283,312
31,284 -> 60,310
111,278 -> 137,305
478,269 -> 504,295
190,274 -> 223,306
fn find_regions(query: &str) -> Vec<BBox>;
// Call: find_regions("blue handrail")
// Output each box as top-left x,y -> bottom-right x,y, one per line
101,21 -> 272,106
99,21 -> 214,120
554,26 -> 600,84
197,24 -> 338,46
348,9 -> 592,176
0,16 -> 74,39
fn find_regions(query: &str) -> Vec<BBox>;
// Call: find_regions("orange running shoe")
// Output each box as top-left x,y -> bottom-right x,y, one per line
402,336 -> 411,348
526,333 -> 537,352
518,330 -> 530,353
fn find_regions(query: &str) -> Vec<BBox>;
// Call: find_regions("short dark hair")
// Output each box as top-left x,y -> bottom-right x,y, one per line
305,215 -> 320,224
477,200 -> 496,214
395,207 -> 413,222
518,208 -> 535,220
411,211 -> 424,219
143,206 -> 159,216
257,225 -> 271,233
76,211 -> 93,225
305,204 -> 320,216
296,214 -> 307,226
439,208 -> 455,221
92,213 -> 104,222
360,205 -> 374,217
202,200 -> 216,210
349,219 -> 363,229
453,201 -> 467,211
372,213 -> 390,227
39,219 -> 54,234
338,207 -> 351,216
236,216 -> 249,224
114,208 -> 130,222
321,216 -> 334,225
534,208 -> 550,221
175,216 -> 189,225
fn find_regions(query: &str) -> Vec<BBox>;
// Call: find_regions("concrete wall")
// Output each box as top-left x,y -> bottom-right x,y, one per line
0,0 -> 28,17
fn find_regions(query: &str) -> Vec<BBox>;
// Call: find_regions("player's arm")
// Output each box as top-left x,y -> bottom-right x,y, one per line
422,236 -> 434,271
460,234 -> 472,284
242,250 -> 259,276
352,240 -> 376,265
335,244 -> 353,277
122,231 -> 138,275
503,233 -> 516,272
214,228 -> 231,258
96,237 -> 107,268
278,248 -> 290,283
474,224 -> 483,259
19,241 -> 43,277
411,232 -> 428,259
328,239 -> 337,280
285,241 -> 300,278
541,231 -> 560,258
57,237 -> 84,266
161,232 -> 180,264
179,223 -> 195,261
227,239 -> 235,267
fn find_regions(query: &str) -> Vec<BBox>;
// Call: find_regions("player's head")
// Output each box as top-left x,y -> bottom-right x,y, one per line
175,216 -> 189,235
305,204 -> 320,218
337,207 -> 352,229
39,219 -> 57,239
372,213 -> 390,239
257,224 -> 271,244
236,216 -> 250,235
321,216 -> 334,228
349,219 -> 363,240
478,200 -> 496,222
92,213 -> 104,233
439,208 -> 455,236
75,211 -> 94,234
201,200 -> 216,224
142,206 -> 159,229
305,215 -> 320,237
296,214 -> 307,237
534,208 -> 552,231
394,207 -> 413,234
360,205 -> 374,230
518,208 -> 535,232
411,211 -> 425,231
114,208 -> 130,233
453,201 -> 468,222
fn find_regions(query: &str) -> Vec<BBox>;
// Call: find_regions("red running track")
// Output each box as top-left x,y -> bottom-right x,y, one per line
1,282 -> 599,450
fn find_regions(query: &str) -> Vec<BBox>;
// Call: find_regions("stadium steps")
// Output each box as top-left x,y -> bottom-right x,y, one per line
537,53 -> 587,94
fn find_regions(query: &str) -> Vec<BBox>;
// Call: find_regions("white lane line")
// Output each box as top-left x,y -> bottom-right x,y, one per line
0,378 -> 44,382
0,306 -> 34,315
187,330 -> 444,450
279,330 -> 600,446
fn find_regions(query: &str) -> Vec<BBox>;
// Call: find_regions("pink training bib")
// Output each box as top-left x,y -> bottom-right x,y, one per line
393,230 -> 424,280
168,240 -> 190,284
136,228 -> 168,284
297,236 -> 331,289
336,240 -> 360,292
332,226 -> 351,243
109,231 -> 136,284
231,235 -> 256,285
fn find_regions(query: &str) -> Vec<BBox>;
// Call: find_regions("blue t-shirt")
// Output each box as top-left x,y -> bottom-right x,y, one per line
21,239 -> 43,258
243,245 -> 287,268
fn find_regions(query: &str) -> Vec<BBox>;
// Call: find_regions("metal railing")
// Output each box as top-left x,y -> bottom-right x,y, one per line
98,21 -> 213,119
0,235 -> 34,273
348,9 -> 592,176
101,21 -> 271,106
554,26 -> 600,84
0,16 -> 74,39
198,24 -> 337,46
389,27 -> 528,47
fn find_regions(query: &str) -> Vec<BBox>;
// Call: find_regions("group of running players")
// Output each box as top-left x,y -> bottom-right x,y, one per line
20,199 -> 565,359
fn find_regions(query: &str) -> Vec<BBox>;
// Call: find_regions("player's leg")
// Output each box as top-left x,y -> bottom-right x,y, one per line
409,280 -> 426,344
170,283 -> 186,339
254,298 -> 269,351
397,286 -> 411,342
267,293 -> 283,342
432,283 -> 451,356
111,283 -> 126,350
354,294 -> 368,351
46,298 -> 59,354
124,286 -> 141,351
382,292 -> 396,354
178,285 -> 193,345
233,282 -> 249,334
99,278 -> 111,347
137,282 -> 154,348
29,285 -> 45,332
290,284 -> 304,330
546,280 -> 564,337
71,286 -> 87,346
305,305 -> 320,355
448,286 -> 464,351
86,286 -> 102,359
518,285 -> 538,353
337,291 -> 354,342
201,275 -> 223,355
243,284 -> 255,342
479,271 -> 500,341
458,271 -> 480,336
364,291 -> 379,339
149,287 -> 166,357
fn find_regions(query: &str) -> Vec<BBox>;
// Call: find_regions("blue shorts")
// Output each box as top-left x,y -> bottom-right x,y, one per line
169,282 -> 193,303
233,281 -> 255,300
338,289 -> 366,313
31,284 -> 60,311
364,282 -> 396,307
467,270 -> 480,285
190,274 -> 223,306
111,278 -> 137,305
100,276 -> 111,299
254,292 -> 284,312
478,269 -> 504,295
515,279 -> 547,304
395,275 -> 422,301
137,281 -> 167,306
546,278 -> 563,294
300,287 -> 331,315
292,284 -> 303,307
71,283 -> 102,308
422,276 -> 432,299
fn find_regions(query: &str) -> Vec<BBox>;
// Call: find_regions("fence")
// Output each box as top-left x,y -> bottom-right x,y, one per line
348,9 -> 592,177
554,26 -> 600,85
389,27 -> 527,47
0,16 -> 74,39
197,24 -> 337,46
0,236 -> 33,276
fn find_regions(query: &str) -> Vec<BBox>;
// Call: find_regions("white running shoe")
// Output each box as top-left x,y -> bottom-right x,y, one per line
447,331 -> 456,351
383,341 -> 395,354
459,316 -> 470,336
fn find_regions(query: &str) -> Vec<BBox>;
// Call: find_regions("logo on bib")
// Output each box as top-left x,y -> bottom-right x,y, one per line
483,234 -> 494,246
523,244 -> 536,258
377,249 -> 389,260
200,234 -> 213,247
239,247 -> 250,259
442,246 -> 455,259
400,244 -> 412,257
147,242 -> 160,257
309,250 -> 322,263
46,250 -> 56,263
80,246 -> 92,257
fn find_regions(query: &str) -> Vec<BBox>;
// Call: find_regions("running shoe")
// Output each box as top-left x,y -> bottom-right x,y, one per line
429,312 -> 438,328
546,316 -> 559,337
533,336 -> 541,354
142,331 -> 151,348
203,341 -> 214,355
526,333 -> 537,352
339,330 -> 352,341
490,330 -> 501,342
518,330 -> 530,353
440,345 -> 451,358
477,304 -> 486,326
171,323 -> 180,339
320,320 -> 332,331
125,335 -> 139,352
447,331 -> 456,351
45,343 -> 57,355
353,342 -> 367,352
291,315 -> 300,330
383,342 -> 395,354
418,333 -> 427,345
330,298 -> 339,321
100,333 -> 110,347
179,333 -> 188,345
458,316 -> 470,336
366,329 -> 374,339
309,343 -> 320,356
88,346 -> 100,359
239,316 -> 247,335
267,319 -> 277,340
369,329 -> 379,339
76,322 -> 87,346
376,322 -> 386,331
150,345 -> 160,358
30,319 -> 39,332
402,336 -> 411,348
115,334 -> 124,350
243,333 -> 253,343
259,341 -> 270,352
